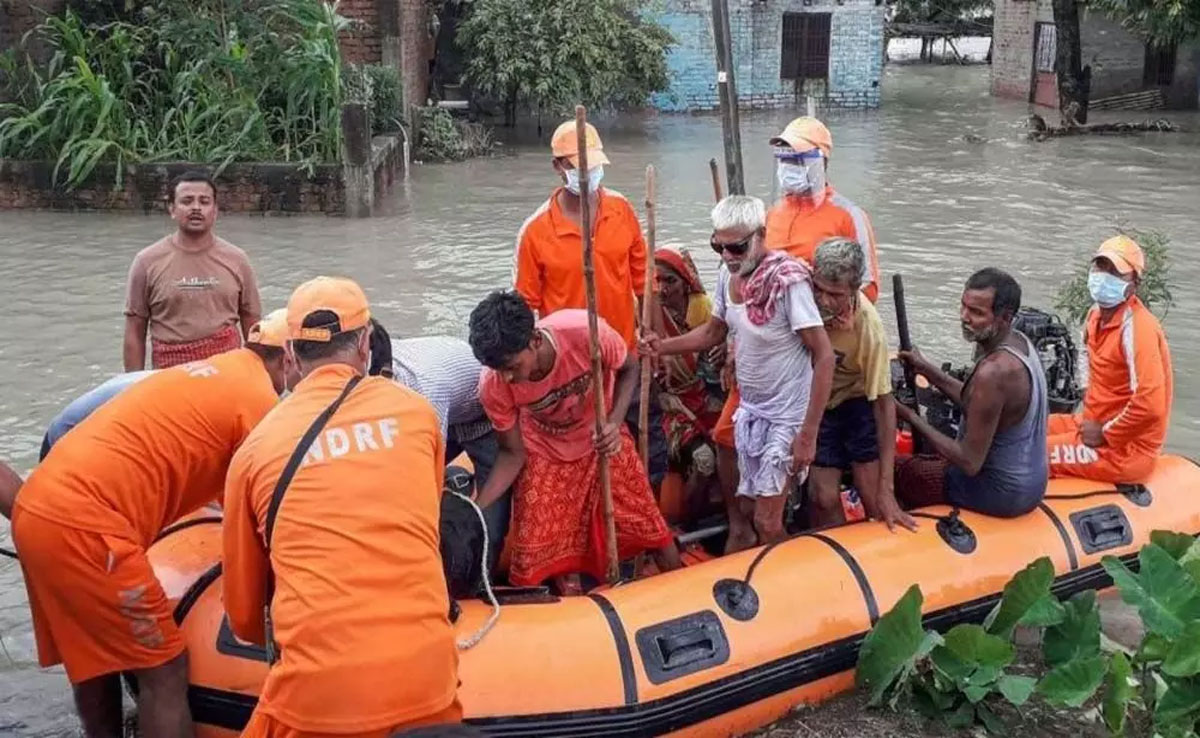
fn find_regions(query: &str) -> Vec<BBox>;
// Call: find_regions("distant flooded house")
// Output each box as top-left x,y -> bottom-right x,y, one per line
652,0 -> 886,112
991,0 -> 1200,110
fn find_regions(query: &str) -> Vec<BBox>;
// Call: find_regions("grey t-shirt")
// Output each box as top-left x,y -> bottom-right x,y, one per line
714,266 -> 824,424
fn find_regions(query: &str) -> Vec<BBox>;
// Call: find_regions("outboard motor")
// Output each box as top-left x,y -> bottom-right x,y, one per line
1012,307 -> 1083,414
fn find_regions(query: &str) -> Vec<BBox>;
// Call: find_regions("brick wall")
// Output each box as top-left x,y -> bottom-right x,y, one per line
993,0 -> 1199,109
339,0 -> 432,113
0,161 -> 346,214
990,0 -> 1036,100
340,0 -> 384,64
398,0 -> 435,109
0,0 -> 66,87
651,0 -> 884,112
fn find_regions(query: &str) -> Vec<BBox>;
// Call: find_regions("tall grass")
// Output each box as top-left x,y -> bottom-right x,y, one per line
0,0 -> 350,188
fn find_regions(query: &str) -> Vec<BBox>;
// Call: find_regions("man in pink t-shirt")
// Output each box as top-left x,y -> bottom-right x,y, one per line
468,291 -> 679,592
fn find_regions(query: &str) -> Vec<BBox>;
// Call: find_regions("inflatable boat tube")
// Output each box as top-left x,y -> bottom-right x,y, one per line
149,455 -> 1200,737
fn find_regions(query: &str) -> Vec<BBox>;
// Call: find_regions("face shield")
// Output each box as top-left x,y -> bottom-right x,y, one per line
773,146 -> 827,208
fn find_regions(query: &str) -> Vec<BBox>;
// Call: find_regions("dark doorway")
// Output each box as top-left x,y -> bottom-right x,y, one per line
781,12 -> 832,80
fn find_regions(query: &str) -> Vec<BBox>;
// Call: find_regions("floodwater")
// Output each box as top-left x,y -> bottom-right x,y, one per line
1,63 -> 1198,735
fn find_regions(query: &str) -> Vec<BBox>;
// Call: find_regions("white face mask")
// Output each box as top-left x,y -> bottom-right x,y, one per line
564,165 -> 604,195
776,159 -> 827,204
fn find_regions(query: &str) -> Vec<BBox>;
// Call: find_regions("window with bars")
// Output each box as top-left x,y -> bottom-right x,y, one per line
780,12 -> 832,81
1034,23 -> 1056,73
1143,43 -> 1177,86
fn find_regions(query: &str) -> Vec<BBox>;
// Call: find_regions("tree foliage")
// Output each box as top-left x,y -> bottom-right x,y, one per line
456,0 -> 673,124
1087,0 -> 1200,46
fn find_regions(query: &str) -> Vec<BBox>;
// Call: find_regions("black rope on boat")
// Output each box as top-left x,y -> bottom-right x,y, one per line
0,547 -> 17,560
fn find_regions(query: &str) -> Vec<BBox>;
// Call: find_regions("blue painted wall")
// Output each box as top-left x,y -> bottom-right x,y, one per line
651,0 -> 885,111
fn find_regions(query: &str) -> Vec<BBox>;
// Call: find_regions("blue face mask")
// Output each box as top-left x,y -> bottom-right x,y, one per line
1088,270 -> 1131,308
565,165 -> 604,195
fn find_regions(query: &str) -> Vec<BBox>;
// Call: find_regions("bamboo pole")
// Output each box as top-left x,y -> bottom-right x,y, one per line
639,166 -> 657,472
575,105 -> 620,585
708,158 -> 723,202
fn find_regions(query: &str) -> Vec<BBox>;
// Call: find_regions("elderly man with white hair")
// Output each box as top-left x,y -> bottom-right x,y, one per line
810,238 -> 916,533
642,195 -> 834,546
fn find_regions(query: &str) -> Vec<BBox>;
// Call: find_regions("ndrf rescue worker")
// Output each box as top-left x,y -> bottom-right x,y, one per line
224,276 -> 461,738
1046,236 -> 1173,483
12,312 -> 290,738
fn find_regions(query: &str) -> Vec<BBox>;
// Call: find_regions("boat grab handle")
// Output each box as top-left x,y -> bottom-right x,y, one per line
1069,505 -> 1133,554
636,610 -> 730,685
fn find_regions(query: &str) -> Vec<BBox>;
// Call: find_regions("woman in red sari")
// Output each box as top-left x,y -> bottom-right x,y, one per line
654,247 -> 727,521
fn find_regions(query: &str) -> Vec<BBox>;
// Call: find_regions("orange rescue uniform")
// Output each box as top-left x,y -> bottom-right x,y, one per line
713,186 -> 881,448
514,187 -> 647,349
764,185 -> 880,303
12,348 -> 277,683
1047,297 -> 1173,482
224,364 -> 459,737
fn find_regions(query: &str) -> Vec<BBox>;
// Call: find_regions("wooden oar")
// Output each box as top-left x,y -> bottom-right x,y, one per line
575,105 -> 620,585
639,165 -> 657,472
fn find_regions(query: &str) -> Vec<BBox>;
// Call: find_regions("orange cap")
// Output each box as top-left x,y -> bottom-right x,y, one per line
550,120 -> 610,168
287,277 -> 371,342
246,308 -> 289,348
770,117 -> 832,157
1094,235 -> 1145,276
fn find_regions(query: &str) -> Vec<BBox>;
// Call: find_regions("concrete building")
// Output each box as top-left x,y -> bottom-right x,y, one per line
992,0 -> 1199,110
652,0 -> 886,112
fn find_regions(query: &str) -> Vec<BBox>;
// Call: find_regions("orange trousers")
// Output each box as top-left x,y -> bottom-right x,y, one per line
11,506 -> 184,683
240,699 -> 463,738
1046,413 -> 1156,483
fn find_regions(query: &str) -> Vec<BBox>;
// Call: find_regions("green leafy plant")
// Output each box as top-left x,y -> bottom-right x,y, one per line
859,534 -> 1200,736
364,64 -> 404,135
456,0 -> 673,126
0,0 -> 350,189
413,106 -> 493,162
1054,228 -> 1176,327
857,557 -> 1123,733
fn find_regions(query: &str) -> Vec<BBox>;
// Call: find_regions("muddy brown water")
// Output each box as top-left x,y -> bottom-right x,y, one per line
1,64 -> 1197,735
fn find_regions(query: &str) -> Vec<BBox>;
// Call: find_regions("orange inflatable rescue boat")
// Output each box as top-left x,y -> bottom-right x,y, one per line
149,456 -> 1200,737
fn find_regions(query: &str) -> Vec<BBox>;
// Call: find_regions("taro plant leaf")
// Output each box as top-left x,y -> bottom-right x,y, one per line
1139,632 -> 1174,663
1044,589 -> 1101,667
976,702 -> 1007,734
1163,621 -> 1200,678
1038,655 -> 1108,707
912,679 -> 951,719
964,682 -> 992,704
1152,530 -> 1196,560
1103,545 -> 1200,640
1103,651 -> 1134,735
997,674 -> 1038,706
1154,675 -> 1200,727
941,624 -> 1016,670
944,698 -> 977,729
856,584 -> 943,706
985,557 -> 1064,638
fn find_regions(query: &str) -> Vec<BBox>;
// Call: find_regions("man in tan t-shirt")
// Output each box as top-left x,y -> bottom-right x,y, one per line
124,171 -> 261,370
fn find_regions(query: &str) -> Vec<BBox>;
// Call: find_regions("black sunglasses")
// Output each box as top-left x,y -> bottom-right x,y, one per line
710,234 -> 753,256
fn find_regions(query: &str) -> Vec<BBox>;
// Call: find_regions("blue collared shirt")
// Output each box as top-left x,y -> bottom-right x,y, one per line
390,337 -> 488,442
40,371 -> 154,459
